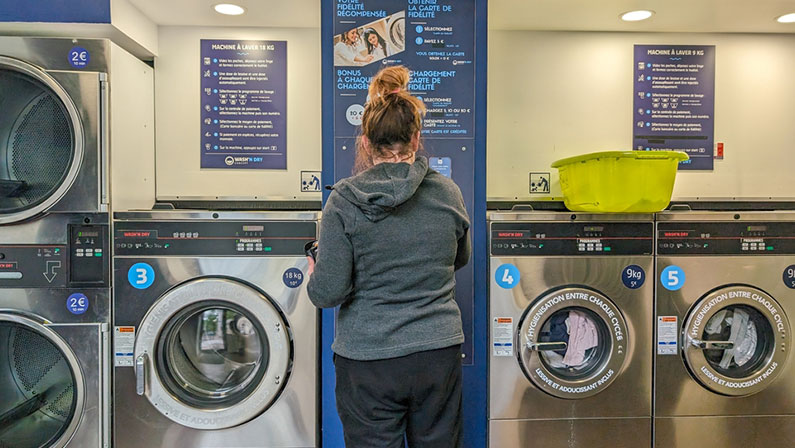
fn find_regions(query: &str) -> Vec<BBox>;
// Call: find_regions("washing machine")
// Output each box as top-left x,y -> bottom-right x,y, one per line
0,37 -> 110,223
112,211 -> 319,447
655,211 -> 795,446
488,210 -> 653,447
0,212 -> 111,448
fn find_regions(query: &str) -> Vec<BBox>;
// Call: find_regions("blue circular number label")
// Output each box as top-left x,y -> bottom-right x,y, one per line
128,263 -> 155,290
283,268 -> 304,288
660,265 -> 686,291
622,265 -> 646,289
495,264 -> 520,289
68,46 -> 90,68
66,293 -> 89,315
784,265 -> 795,289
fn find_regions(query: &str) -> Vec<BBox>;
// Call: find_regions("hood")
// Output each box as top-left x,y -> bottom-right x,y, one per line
333,156 -> 430,222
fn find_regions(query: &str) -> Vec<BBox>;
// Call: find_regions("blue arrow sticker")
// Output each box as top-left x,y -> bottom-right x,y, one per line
128,263 -> 155,289
67,293 -> 89,315
660,265 -> 686,291
283,268 -> 304,288
68,47 -> 90,68
495,264 -> 520,289
622,265 -> 646,289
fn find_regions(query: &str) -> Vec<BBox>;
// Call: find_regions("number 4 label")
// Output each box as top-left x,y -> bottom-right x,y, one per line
496,264 -> 520,289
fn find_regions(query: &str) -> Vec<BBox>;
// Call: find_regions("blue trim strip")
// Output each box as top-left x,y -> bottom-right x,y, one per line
461,0 -> 489,446
0,0 -> 111,24
321,0 -> 345,446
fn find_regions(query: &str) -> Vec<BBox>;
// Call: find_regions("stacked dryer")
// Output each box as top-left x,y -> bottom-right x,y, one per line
654,211 -> 795,446
0,38 -> 111,447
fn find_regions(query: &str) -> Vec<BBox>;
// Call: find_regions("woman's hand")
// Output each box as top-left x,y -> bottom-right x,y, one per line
306,256 -> 316,276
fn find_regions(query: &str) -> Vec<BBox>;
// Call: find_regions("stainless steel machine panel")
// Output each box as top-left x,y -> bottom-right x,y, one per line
490,418 -> 651,448
0,314 -> 107,448
0,38 -> 109,221
113,211 -> 318,448
488,212 -> 653,447
654,211 -> 795,448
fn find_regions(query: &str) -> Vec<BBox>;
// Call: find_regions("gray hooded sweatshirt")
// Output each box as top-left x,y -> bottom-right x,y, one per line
307,156 -> 471,360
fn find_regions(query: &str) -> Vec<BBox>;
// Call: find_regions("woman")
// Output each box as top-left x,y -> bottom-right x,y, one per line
363,28 -> 388,62
334,28 -> 373,66
307,66 -> 470,447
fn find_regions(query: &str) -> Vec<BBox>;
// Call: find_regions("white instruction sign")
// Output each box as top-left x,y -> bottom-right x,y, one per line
114,326 -> 136,367
657,316 -> 678,355
492,317 -> 514,357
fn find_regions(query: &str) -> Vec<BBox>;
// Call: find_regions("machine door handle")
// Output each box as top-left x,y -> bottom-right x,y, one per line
135,353 -> 149,396
527,341 -> 568,352
690,339 -> 735,350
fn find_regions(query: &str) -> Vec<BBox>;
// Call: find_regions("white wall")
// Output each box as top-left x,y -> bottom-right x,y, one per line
487,31 -> 795,200
110,42 -> 155,211
155,26 -> 321,201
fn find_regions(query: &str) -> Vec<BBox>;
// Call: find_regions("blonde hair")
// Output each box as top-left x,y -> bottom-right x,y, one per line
355,66 -> 426,173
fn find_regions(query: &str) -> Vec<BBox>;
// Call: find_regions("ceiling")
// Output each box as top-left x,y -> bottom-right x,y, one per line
127,0 -> 320,28
489,0 -> 795,33
126,0 -> 795,33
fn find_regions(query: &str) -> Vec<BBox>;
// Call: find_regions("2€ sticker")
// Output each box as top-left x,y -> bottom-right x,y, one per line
66,293 -> 89,315
495,264 -> 520,289
128,263 -> 155,289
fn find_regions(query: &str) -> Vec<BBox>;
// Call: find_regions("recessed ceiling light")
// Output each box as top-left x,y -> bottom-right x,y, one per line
621,10 -> 654,22
214,4 -> 245,15
777,13 -> 795,23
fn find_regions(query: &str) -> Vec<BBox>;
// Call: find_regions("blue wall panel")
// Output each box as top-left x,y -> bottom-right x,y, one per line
0,0 -> 111,24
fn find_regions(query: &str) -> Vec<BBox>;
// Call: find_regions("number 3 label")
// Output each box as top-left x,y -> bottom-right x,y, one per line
660,265 -> 685,291
495,264 -> 520,289
128,263 -> 155,289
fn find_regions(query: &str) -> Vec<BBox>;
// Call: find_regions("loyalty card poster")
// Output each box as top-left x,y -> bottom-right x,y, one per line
633,45 -> 716,170
332,0 -> 476,362
201,40 -> 287,169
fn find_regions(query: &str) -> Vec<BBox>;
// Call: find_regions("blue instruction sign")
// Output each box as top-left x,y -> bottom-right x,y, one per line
68,47 -> 90,68
495,264 -> 520,289
660,265 -> 686,291
128,263 -> 155,290
633,45 -> 715,170
66,293 -> 89,315
200,40 -> 287,169
784,265 -> 795,289
622,265 -> 646,289
429,157 -> 452,178
283,268 -> 304,288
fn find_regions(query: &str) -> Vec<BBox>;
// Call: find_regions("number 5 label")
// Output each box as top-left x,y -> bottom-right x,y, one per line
660,265 -> 685,291
128,262 -> 155,289
495,264 -> 520,289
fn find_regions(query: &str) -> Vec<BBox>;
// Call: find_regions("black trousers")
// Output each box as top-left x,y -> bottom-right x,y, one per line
334,345 -> 463,448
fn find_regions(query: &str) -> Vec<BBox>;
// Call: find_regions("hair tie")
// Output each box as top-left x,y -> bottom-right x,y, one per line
391,88 -> 400,93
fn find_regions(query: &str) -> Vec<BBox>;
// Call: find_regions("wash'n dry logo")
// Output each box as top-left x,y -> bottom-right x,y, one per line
225,156 -> 235,166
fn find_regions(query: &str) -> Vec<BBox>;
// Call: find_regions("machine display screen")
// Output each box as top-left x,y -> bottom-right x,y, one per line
491,222 -> 653,256
658,222 -> 795,255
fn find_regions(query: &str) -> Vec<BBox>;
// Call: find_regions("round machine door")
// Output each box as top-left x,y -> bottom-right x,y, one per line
0,56 -> 83,224
682,285 -> 790,396
517,287 -> 629,399
0,314 -> 84,448
135,278 -> 291,430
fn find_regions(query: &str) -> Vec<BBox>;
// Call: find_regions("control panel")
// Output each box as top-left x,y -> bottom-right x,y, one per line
114,221 -> 317,256
0,224 -> 109,288
69,225 -> 108,285
491,222 -> 654,256
658,222 -> 795,255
